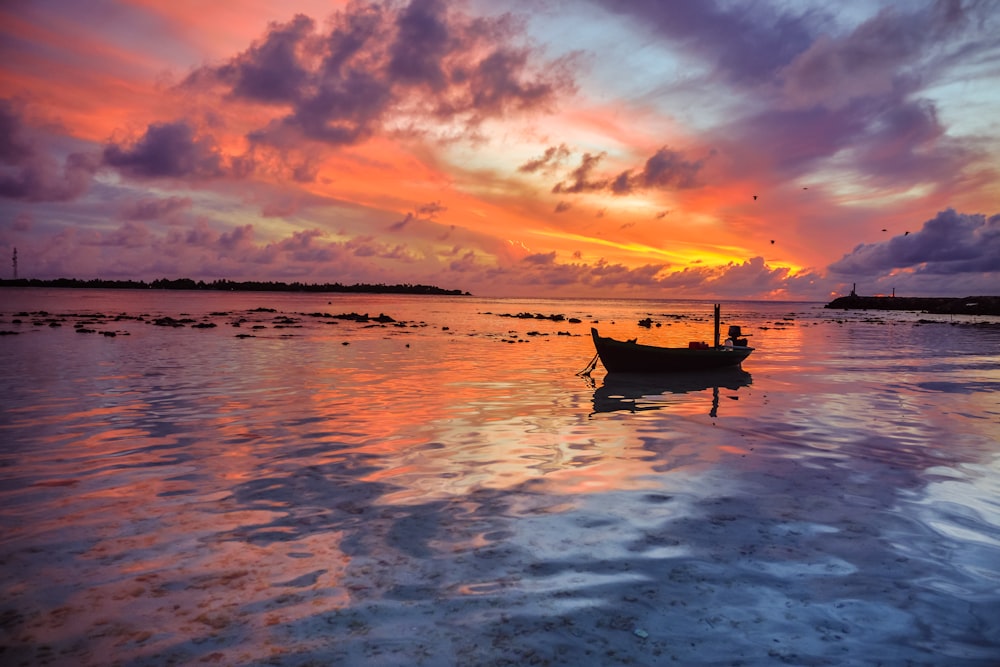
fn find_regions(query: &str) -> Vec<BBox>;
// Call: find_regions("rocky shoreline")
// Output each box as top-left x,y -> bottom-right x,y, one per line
825,294 -> 1000,316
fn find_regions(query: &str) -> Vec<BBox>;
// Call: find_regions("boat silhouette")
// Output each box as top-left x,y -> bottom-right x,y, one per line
591,368 -> 752,417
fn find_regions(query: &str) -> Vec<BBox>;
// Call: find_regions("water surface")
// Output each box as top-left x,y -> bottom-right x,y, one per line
1,289 -> 998,665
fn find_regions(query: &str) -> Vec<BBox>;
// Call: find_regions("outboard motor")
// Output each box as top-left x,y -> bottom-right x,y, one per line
727,325 -> 749,347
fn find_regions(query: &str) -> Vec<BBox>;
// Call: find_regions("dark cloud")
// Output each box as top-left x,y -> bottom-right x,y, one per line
417,201 -> 446,216
0,99 -> 99,201
850,100 -> 971,185
730,1 -> 996,188
448,249 -> 479,273
213,14 -> 316,104
715,100 -> 868,176
389,201 -> 446,231
103,121 -> 225,179
522,251 -> 556,265
591,0 -> 816,85
0,100 -> 33,162
122,196 -> 192,221
829,209 -> 1000,276
187,0 -> 570,147
606,1 -> 997,195
96,221 -> 153,249
612,146 -> 705,194
388,0 -> 450,89
550,146 -> 705,195
272,228 -> 338,263
218,224 -> 254,251
552,152 -> 608,193
389,212 -> 416,232
711,91 -> 979,193
518,144 -> 570,174
779,1 -> 984,109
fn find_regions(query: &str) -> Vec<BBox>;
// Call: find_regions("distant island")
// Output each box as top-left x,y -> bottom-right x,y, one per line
825,293 -> 1000,316
0,277 -> 470,296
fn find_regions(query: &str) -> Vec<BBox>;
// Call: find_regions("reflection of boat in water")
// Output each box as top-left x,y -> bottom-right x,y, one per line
589,305 -> 753,374
592,368 -> 752,417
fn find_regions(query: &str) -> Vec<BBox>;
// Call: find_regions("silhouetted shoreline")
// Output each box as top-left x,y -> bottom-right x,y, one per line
0,278 -> 471,296
825,294 -> 1000,316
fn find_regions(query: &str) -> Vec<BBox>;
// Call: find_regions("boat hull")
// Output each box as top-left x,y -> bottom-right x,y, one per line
591,328 -> 753,373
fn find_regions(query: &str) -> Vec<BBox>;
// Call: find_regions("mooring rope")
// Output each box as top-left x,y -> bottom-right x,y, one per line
576,353 -> 600,377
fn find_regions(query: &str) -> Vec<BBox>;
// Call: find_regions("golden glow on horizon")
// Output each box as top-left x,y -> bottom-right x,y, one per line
532,228 -> 753,267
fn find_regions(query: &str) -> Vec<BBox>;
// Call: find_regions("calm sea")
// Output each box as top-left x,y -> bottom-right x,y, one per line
2,288 -> 999,666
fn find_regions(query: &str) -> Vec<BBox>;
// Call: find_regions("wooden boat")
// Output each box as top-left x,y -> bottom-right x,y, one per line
589,304 -> 753,373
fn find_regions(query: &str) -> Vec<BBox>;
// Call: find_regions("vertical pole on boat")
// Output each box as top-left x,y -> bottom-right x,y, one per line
713,303 -> 721,348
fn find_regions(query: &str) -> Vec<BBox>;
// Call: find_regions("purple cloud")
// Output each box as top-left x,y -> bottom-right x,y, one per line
829,209 -> 1000,276
209,14 -> 315,104
389,201 -> 447,231
0,99 -> 99,201
550,146 -> 705,195
518,144 -> 570,174
590,0 -> 815,85
612,146 -> 705,194
779,2 -> 979,109
103,121 -> 225,179
388,0 -> 450,89
218,224 -> 254,251
122,196 -> 192,221
849,99 -> 973,186
522,251 -> 556,265
187,1 -> 569,147
0,100 -> 32,162
552,152 -> 608,193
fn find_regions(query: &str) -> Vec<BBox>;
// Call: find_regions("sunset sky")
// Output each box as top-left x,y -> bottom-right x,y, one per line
2,0 -> 999,299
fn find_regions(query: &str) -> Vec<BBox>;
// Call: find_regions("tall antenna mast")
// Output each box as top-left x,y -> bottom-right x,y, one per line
11,247 -> 16,279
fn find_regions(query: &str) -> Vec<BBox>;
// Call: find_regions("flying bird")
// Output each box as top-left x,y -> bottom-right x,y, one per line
904,231 -> 910,236
882,228 -> 887,232
753,195 -> 758,200
770,240 -> 775,244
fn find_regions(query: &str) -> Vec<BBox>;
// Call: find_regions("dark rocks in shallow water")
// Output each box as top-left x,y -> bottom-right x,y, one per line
332,312 -> 373,322
192,322 -> 217,329
497,312 -> 567,322
151,316 -> 192,327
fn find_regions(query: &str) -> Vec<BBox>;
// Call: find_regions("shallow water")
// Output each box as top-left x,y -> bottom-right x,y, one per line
1,288 -> 999,666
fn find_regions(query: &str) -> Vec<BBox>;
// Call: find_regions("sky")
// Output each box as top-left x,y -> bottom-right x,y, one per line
2,0 -> 999,300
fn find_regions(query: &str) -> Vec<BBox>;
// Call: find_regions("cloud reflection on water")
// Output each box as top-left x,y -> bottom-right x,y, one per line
1,291 -> 998,665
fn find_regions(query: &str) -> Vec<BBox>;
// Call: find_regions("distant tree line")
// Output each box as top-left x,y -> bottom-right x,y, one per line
0,277 -> 470,296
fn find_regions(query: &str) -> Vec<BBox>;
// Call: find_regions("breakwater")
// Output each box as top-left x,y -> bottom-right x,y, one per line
825,294 -> 1000,316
